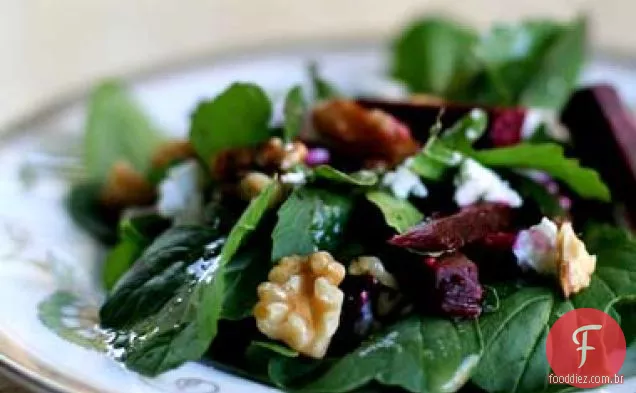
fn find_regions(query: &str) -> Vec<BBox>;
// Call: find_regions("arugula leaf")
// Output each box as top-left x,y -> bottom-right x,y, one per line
468,143 -> 610,201
472,225 -> 636,393
85,80 -> 163,181
119,183 -> 280,376
410,109 -> 486,180
189,83 -> 272,160
308,62 -> 340,100
283,85 -> 307,143
391,17 -> 479,96
295,317 -> 481,393
271,188 -> 353,262
366,191 -> 423,233
519,18 -> 587,109
313,165 -> 379,187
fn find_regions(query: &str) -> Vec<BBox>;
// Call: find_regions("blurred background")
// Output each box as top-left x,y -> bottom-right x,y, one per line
0,0 -> 632,129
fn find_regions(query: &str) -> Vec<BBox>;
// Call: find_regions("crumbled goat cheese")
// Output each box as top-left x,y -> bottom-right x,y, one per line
453,158 -> 522,207
513,217 -> 559,274
280,170 -> 307,185
522,108 -> 570,141
383,158 -> 428,200
157,160 -> 203,224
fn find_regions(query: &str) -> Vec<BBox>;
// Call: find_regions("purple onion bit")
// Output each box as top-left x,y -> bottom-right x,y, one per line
305,147 -> 331,167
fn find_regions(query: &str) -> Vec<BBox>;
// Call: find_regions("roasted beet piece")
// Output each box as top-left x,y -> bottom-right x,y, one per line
561,85 -> 636,224
389,203 -> 513,252
432,252 -> 484,318
357,98 -> 525,147
311,99 -> 419,167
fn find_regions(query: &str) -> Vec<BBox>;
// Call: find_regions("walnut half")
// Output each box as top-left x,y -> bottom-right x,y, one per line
557,222 -> 597,298
253,252 -> 346,358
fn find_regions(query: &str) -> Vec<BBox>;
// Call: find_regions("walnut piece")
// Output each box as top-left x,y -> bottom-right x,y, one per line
253,252 -> 346,358
557,222 -> 597,298
100,161 -> 156,208
312,99 -> 419,167
349,256 -> 398,289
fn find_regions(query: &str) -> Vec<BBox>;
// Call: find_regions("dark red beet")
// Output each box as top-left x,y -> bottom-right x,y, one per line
431,252 -> 483,318
481,232 -> 518,250
356,98 -> 525,147
561,85 -> 636,224
489,108 -> 525,147
388,203 -> 513,251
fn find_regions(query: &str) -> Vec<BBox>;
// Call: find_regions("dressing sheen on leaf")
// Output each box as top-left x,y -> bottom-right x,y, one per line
295,317 -> 482,393
111,183 -> 280,376
189,83 -> 272,161
271,187 -> 353,262
471,225 -> 636,393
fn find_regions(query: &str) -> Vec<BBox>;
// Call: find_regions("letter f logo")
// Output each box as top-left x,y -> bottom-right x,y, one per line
572,324 -> 602,368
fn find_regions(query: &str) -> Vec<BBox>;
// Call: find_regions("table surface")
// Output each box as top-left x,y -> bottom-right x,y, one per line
0,0 -> 634,391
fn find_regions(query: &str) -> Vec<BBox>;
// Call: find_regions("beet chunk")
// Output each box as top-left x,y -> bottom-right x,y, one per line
389,203 -> 513,251
432,252 -> 484,318
561,85 -> 636,224
357,98 -> 525,147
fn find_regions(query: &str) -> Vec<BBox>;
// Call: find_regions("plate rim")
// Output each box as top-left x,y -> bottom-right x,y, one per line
1,37 -> 636,393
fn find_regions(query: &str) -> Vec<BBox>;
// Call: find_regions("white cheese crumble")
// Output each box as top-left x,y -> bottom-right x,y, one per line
453,158 -> 522,207
157,160 -> 203,224
382,158 -> 428,200
280,170 -> 307,185
521,108 -> 570,141
513,217 -> 559,274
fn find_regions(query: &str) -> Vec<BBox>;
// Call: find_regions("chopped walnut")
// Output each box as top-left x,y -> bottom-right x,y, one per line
312,99 -> 419,167
349,256 -> 398,289
255,137 -> 308,171
100,161 -> 156,208
557,222 -> 597,298
151,140 -> 196,169
253,252 -> 346,358
212,137 -> 308,180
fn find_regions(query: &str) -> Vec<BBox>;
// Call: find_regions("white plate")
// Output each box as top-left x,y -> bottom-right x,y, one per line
0,41 -> 634,393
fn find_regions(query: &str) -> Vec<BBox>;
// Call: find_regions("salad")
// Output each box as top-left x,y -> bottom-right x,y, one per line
64,15 -> 636,393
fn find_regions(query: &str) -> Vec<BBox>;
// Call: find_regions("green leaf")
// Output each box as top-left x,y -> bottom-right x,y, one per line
468,143 -> 610,201
283,85 -> 307,143
366,191 -> 423,233
313,165 -> 379,187
296,317 -> 481,393
38,291 -> 106,352
472,225 -> 636,393
308,62 -> 340,100
99,225 -> 223,329
119,183 -> 280,376
473,21 -> 564,105
66,181 -> 118,244
250,341 -> 299,358
507,173 -> 565,218
85,80 -> 163,180
189,83 -> 272,160
391,17 -> 479,95
520,18 -> 587,109
221,242 -> 270,321
102,213 -> 170,291
410,109 -> 486,180
271,188 -> 353,262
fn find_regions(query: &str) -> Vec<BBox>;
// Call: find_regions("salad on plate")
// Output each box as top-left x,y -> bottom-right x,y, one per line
63,15 -> 636,393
